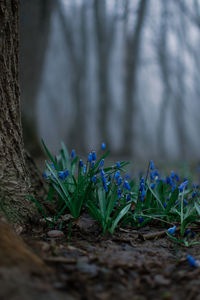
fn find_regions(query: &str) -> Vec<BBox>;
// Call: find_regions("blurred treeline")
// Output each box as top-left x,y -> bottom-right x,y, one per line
19,0 -> 200,161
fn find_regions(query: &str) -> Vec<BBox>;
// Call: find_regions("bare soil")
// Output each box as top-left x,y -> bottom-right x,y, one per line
1,214 -> 200,300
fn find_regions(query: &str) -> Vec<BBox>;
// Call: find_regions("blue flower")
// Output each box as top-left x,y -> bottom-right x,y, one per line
101,142 -> 106,150
163,202 -> 167,208
179,180 -> 188,192
151,183 -> 156,189
175,174 -> 180,182
171,184 -> 176,192
88,152 -> 92,162
71,149 -> 75,159
90,162 -> 95,168
167,225 -> 176,235
123,180 -> 131,191
92,175 -> 96,183
166,176 -> 173,186
150,172 -> 155,181
184,229 -> 191,236
103,184 -> 108,192
171,171 -> 175,179
117,177 -> 122,186
92,151 -> 96,161
187,255 -> 196,267
115,170 -> 120,180
99,159 -> 104,168
83,165 -> 87,174
51,162 -> 55,169
102,176 -> 107,184
192,191 -> 196,198
141,189 -> 146,198
183,199 -> 188,206
126,194 -> 131,201
117,188 -> 122,199
150,160 -> 154,170
58,170 -> 69,180
100,168 -> 105,177
154,170 -> 159,176
138,216 -> 144,223
79,159 -> 84,167
116,161 -> 120,169
43,172 -> 48,179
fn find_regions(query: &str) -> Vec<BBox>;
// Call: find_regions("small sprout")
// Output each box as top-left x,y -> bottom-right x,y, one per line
167,225 -> 176,235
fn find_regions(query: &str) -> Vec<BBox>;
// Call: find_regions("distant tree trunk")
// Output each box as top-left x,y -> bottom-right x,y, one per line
94,0 -> 116,144
122,0 -> 148,156
0,0 -> 42,222
58,2 -> 87,152
19,0 -> 54,156
157,1 -> 171,158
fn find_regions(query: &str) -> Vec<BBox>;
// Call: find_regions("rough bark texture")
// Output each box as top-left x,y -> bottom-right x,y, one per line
0,0 -> 36,221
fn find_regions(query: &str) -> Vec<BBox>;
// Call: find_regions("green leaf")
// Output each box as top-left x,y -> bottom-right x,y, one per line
41,139 -> 58,169
110,204 -> 131,234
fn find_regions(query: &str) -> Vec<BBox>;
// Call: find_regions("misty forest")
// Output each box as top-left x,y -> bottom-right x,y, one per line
1,0 -> 200,299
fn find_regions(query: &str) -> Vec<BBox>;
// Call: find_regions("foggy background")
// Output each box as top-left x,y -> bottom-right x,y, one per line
19,0 -> 200,162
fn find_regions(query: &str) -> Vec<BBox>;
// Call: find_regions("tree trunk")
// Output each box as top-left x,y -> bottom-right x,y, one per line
19,0 -> 55,156
0,0 -> 37,222
122,0 -> 148,156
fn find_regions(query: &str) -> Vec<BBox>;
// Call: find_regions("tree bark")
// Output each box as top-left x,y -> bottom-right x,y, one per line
0,0 -> 37,221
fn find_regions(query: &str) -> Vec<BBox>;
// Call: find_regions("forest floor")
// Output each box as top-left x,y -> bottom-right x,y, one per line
1,213 -> 200,300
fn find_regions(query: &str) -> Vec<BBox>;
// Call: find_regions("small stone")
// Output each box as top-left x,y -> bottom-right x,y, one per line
61,214 -> 72,222
47,230 -> 64,238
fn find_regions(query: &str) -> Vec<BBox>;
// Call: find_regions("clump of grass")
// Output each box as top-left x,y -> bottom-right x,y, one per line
32,141 -> 200,238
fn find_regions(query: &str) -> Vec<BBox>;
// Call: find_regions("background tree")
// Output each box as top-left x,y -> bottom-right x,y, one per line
0,0 -> 43,222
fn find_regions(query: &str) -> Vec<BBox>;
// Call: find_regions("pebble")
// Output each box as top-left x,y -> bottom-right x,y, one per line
47,230 -> 64,238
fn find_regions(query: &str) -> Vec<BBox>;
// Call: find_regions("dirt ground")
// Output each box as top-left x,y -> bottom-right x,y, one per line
1,214 -> 200,300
